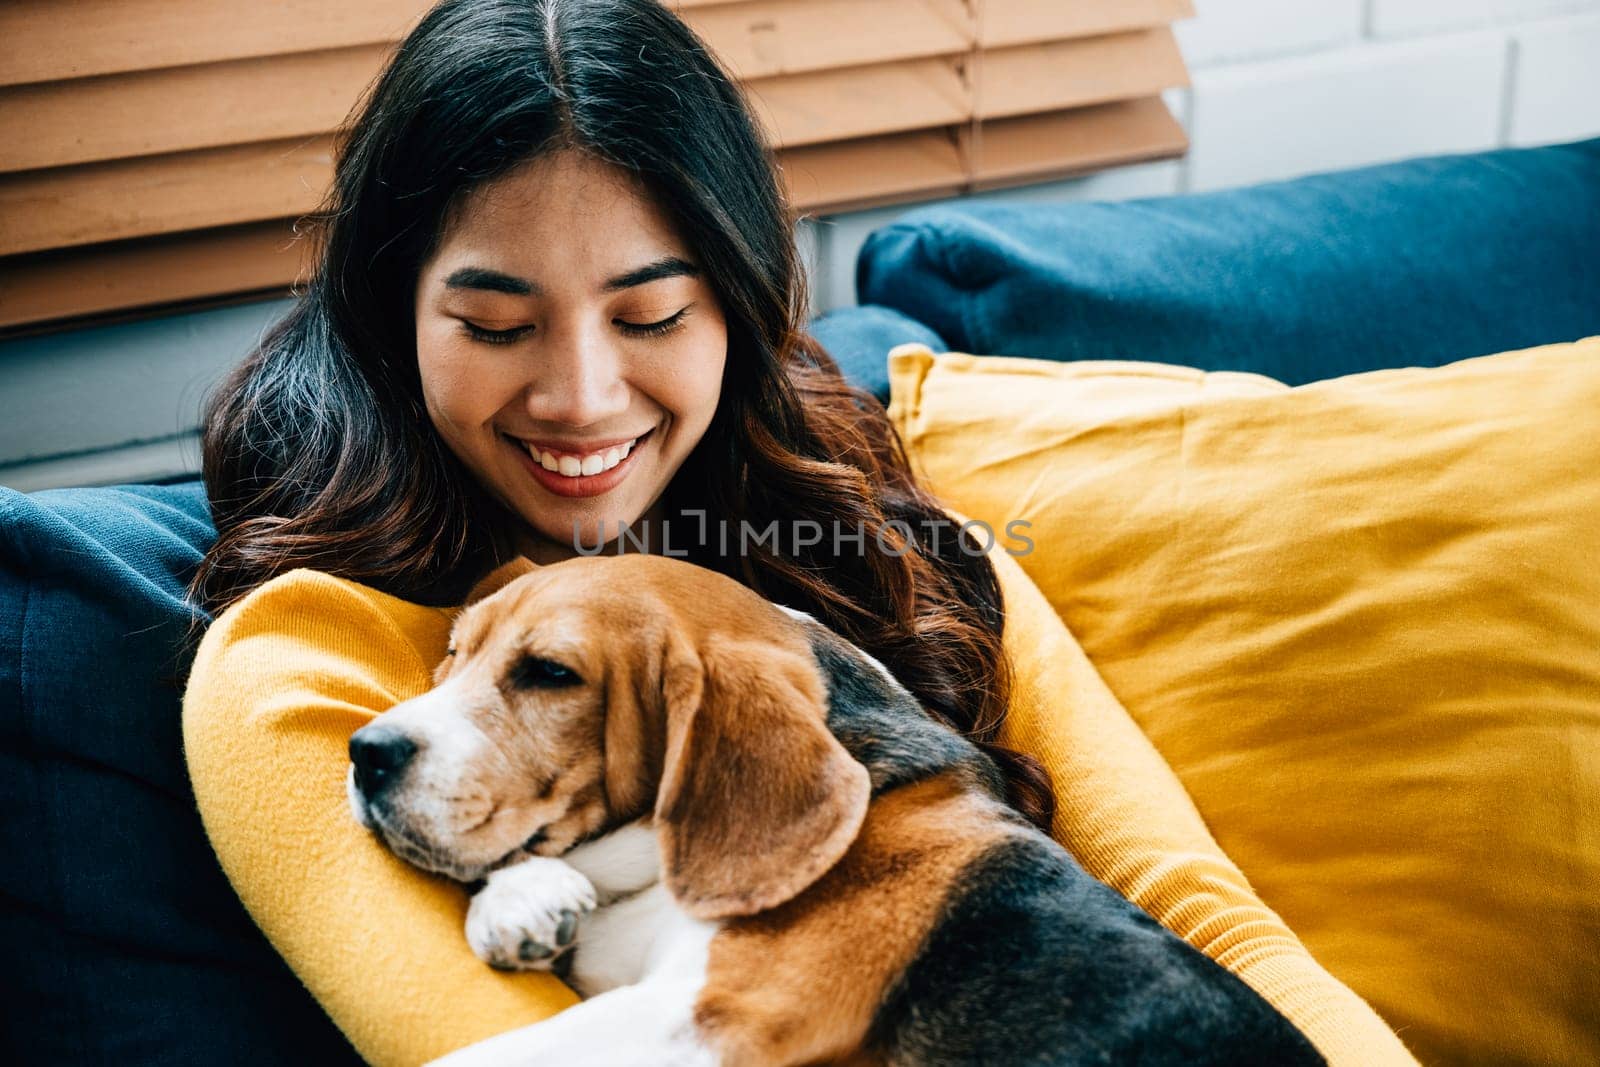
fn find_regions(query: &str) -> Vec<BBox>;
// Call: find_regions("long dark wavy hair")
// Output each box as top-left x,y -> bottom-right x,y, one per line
186,0 -> 1053,829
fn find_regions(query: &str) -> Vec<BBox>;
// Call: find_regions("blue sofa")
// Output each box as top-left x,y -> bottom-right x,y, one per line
4,138 -> 1597,1064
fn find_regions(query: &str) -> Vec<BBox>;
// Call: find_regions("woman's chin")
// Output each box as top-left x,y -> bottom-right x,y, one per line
514,507 -> 654,562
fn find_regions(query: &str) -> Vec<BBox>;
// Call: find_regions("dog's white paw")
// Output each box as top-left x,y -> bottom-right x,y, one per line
466,857 -> 597,971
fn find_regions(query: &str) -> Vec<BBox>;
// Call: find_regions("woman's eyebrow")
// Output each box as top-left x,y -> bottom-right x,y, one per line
443,256 -> 700,296
445,267 -> 531,295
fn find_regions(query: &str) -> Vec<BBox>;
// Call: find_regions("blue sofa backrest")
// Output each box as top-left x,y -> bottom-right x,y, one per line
814,137 -> 1600,397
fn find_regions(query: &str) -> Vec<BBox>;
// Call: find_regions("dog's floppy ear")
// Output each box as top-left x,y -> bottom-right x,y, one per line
465,557 -> 538,606
655,630 -> 870,920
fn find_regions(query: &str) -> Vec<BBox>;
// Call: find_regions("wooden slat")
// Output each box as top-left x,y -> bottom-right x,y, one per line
980,0 -> 1195,48
0,45 -> 390,174
978,28 -> 1190,120
0,221 -> 310,332
779,129 -> 967,214
742,25 -> 1189,151
674,0 -> 1197,50
746,57 -> 969,148
0,138 -> 333,257
0,0 -> 430,87
780,96 -> 1188,215
971,96 -> 1188,187
681,0 -> 970,80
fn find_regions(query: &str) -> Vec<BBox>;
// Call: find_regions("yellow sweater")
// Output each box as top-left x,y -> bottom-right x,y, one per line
182,542 -> 1414,1066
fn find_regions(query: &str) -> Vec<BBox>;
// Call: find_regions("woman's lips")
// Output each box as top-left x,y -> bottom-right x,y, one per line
507,428 -> 652,499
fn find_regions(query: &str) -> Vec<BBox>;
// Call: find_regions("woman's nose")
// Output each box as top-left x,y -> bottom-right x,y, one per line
524,319 -> 629,427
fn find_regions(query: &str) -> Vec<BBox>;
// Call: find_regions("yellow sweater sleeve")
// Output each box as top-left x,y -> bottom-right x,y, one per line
182,568 -> 577,1067
981,534 -> 1415,1066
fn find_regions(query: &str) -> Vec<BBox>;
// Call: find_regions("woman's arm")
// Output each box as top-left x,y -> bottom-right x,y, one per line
978,533 -> 1415,1066
182,569 -> 577,1067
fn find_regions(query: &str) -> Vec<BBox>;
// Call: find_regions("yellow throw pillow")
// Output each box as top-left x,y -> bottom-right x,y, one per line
887,339 -> 1600,1067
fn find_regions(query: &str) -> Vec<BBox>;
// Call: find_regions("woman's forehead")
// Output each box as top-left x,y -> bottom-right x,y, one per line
431,150 -> 693,282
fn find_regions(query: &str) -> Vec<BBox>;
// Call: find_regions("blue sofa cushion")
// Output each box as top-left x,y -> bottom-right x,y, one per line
0,481 -> 359,1065
856,138 -> 1600,386
809,303 -> 947,401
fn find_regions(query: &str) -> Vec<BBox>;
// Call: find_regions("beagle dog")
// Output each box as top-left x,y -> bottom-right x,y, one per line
347,554 -> 1323,1067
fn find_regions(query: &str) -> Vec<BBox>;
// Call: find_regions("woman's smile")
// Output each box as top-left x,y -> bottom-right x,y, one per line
503,426 -> 656,499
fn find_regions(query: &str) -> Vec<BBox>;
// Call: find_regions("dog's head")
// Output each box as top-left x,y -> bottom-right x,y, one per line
347,553 -> 871,918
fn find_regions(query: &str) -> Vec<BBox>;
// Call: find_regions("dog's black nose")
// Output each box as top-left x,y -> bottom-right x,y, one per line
349,727 -> 418,799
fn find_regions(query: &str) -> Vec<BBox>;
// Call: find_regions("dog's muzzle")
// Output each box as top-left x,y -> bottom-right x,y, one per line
349,724 -> 419,802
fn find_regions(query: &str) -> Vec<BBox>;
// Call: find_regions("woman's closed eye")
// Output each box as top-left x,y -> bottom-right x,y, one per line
459,306 -> 691,346
619,306 -> 691,338
461,321 -> 533,345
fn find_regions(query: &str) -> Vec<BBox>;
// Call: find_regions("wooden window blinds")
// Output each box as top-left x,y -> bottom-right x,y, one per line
0,0 -> 1193,333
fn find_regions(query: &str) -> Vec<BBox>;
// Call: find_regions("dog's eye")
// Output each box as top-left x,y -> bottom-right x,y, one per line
509,654 -> 581,689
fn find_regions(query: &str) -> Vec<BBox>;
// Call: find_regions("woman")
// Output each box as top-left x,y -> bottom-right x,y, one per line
181,1 -> 1412,1064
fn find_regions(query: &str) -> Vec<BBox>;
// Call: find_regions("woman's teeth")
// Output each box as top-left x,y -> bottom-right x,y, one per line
526,437 -> 637,477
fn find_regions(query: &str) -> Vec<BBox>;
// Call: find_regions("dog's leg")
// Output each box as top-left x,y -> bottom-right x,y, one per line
465,857 -> 597,971
566,881 -> 692,996
426,915 -> 718,1067
554,817 -> 667,993
464,819 -> 661,975
562,817 -> 660,902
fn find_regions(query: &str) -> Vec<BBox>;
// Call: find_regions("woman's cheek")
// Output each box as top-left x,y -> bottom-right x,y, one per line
418,335 -> 491,440
664,319 -> 727,409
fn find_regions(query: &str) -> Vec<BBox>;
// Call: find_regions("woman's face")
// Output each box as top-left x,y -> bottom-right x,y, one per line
415,148 -> 728,560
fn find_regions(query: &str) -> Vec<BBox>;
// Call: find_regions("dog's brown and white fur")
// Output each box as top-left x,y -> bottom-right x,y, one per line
347,554 -> 1324,1067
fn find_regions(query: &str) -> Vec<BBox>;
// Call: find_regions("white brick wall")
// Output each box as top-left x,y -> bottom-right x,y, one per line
1370,0 -> 1600,38
1185,32 -> 1509,191
1179,0 -> 1600,187
1176,0 -> 1366,66
1506,13 -> 1600,144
